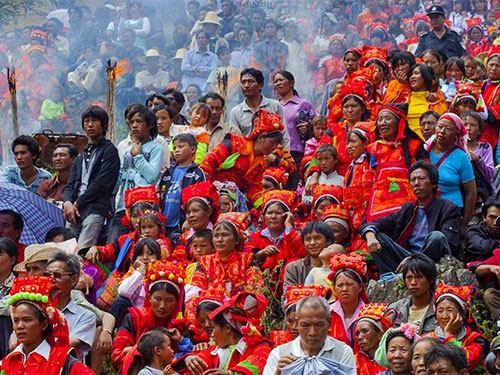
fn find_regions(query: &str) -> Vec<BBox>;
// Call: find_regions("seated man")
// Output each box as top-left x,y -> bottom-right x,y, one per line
0,135 -> 51,193
424,342 -> 468,375
46,251 -> 96,361
263,296 -> 356,375
465,196 -> 500,263
358,161 -> 460,274
135,49 -> 170,95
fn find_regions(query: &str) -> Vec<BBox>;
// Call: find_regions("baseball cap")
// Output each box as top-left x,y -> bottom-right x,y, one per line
427,5 -> 445,16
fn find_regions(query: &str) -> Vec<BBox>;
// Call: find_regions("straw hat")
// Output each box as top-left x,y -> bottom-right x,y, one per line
200,11 -> 221,26
138,48 -> 166,64
14,244 -> 60,272
170,48 -> 187,61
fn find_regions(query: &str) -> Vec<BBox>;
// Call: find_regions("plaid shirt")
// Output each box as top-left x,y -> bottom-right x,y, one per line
0,165 -> 52,193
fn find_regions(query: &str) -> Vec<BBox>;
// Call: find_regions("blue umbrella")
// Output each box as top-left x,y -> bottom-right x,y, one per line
0,182 -> 65,245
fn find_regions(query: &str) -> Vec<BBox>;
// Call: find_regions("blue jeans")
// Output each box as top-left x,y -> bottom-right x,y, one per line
372,231 -> 451,274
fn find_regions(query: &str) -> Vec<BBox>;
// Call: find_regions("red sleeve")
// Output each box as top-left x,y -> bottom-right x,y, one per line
111,327 -> 135,370
230,340 -> 272,375
283,228 -> 307,259
190,261 -> 209,290
199,139 -> 232,179
69,362 -> 96,375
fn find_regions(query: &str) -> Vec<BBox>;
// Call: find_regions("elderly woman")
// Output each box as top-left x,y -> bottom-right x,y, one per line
263,296 -> 356,375
428,283 -> 489,374
428,113 -> 477,235
191,212 -> 264,296
1,276 -> 94,374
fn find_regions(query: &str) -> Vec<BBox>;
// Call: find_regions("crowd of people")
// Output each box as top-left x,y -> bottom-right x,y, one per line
5,0 -> 500,374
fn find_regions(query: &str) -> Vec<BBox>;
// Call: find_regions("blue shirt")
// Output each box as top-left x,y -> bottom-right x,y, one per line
0,165 -> 52,193
430,148 -> 474,208
408,207 -> 428,252
180,49 -> 218,92
163,165 -> 189,228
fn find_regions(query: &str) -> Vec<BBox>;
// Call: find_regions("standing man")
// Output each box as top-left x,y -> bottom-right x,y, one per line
199,92 -> 242,151
230,68 -> 290,148
415,5 -> 466,58
37,143 -> 78,205
63,106 -> 120,251
0,135 -> 51,193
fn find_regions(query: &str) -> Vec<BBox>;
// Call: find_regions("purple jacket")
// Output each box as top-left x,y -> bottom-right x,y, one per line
280,96 -> 316,153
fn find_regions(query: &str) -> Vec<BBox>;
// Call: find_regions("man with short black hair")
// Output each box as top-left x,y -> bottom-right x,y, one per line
466,196 -> 500,263
359,161 -> 461,273
0,210 -> 25,262
414,5 -> 466,58
424,343 -> 468,375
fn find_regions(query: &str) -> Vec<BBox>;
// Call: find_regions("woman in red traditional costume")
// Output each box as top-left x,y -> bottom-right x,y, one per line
327,253 -> 369,348
176,180 -> 219,260
398,17 -> 420,53
428,283 -> 489,374
112,260 -> 187,374
321,204 -> 352,251
465,17 -> 491,57
0,276 -> 94,375
175,292 -> 272,375
367,104 -> 428,221
315,34 -> 347,99
247,190 -> 305,271
191,212 -> 264,296
309,184 -> 343,222
268,284 -> 328,347
199,109 -> 284,207
354,303 -> 397,375
482,45 -> 500,154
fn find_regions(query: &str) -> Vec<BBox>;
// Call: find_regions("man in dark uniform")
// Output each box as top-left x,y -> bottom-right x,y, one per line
414,5 -> 466,58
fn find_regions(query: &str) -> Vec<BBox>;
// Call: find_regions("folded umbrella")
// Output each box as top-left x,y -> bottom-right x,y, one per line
0,182 -> 65,245
282,356 -> 356,375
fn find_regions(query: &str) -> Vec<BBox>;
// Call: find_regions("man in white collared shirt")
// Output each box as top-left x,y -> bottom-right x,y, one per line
263,296 -> 356,375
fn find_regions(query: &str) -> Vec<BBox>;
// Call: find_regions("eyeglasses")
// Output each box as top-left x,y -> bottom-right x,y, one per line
45,271 -> 75,279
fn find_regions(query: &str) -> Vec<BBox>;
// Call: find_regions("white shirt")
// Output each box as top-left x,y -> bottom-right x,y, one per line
262,336 -> 356,375
135,69 -> 170,93
11,339 -> 51,365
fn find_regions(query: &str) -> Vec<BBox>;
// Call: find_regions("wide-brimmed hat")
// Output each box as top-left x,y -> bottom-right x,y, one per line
200,11 -> 221,26
14,244 -> 60,272
138,48 -> 166,64
170,48 -> 187,61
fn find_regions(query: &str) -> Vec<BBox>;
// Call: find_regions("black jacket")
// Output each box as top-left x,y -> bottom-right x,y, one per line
465,221 -> 500,263
414,29 -> 466,58
64,138 -> 120,219
358,197 -> 461,255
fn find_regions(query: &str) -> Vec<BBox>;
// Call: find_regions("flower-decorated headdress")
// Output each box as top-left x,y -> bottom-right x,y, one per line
328,253 -> 367,283
486,44 -> 500,65
329,34 -> 347,48
434,282 -> 476,311
311,184 -> 343,210
213,181 -> 249,213
375,323 -> 421,368
181,180 -> 219,214
362,45 -> 388,67
8,276 -> 69,348
248,109 -> 283,141
466,17 -> 483,33
145,260 -> 185,323
263,167 -> 289,188
327,78 -> 374,121
284,284 -> 329,311
209,291 -> 268,339
140,209 -> 167,223
369,22 -> 389,35
356,303 -> 398,333
322,204 -> 350,232
262,189 -> 297,214
125,185 -> 159,209
451,81 -> 485,112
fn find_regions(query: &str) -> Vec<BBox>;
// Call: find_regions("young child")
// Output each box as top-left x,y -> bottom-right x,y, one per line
185,229 -> 214,284
176,103 -> 211,164
304,116 -> 327,156
137,328 -> 175,375
159,134 -> 206,241
304,238 -> 346,290
117,238 -> 162,310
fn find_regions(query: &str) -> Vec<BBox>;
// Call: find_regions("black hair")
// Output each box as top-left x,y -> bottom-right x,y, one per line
212,306 -> 245,338
163,88 -> 186,107
423,343 -> 468,372
263,201 -> 289,215
132,238 -> 162,262
444,57 -> 466,80
342,95 -> 369,120
316,144 -> 337,159
137,328 -> 170,366
409,337 -> 441,363
236,25 -> 252,38
409,160 -> 439,194
301,221 -> 335,246
250,7 -> 266,20
213,221 -> 241,243
12,136 -> 40,159
81,106 -> 109,136
410,63 -> 438,91
197,301 -> 220,316
186,198 -> 211,212
44,227 -> 76,243
0,210 -> 23,239
461,111 -> 484,136
130,201 -> 155,214
421,49 -> 446,64
240,68 -> 264,85
273,70 -> 298,96
54,143 -> 78,159
68,6 -> 83,18
127,104 -> 158,139
420,110 -> 440,123
401,253 -> 437,291
389,51 -> 416,71
370,29 -> 386,42
195,30 -> 209,40
385,330 -> 415,350
192,229 -> 213,243
173,133 -> 198,148
174,18 -> 191,27
124,103 -> 141,120
47,17 -> 64,30
0,238 -> 18,267
150,281 -> 179,300
153,104 -> 174,120
482,196 -> 500,217
216,46 -> 231,57
200,92 -> 226,108
263,18 -> 279,29
145,93 -> 171,107
186,84 -> 203,98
